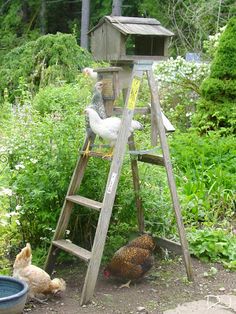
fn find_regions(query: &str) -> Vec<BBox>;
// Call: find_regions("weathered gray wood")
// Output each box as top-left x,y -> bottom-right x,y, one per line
147,69 -> 193,281
44,134 -> 95,274
155,237 -> 182,255
53,240 -> 91,261
150,93 -> 158,146
80,64 -> 143,305
129,135 -> 144,233
123,88 -> 144,233
113,106 -> 150,115
66,195 -> 102,211
137,154 -> 164,166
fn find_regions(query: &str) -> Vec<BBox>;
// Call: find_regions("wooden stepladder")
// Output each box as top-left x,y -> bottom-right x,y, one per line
45,61 -> 193,305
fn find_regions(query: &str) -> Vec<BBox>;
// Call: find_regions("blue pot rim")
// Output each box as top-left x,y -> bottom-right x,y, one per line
0,276 -> 28,302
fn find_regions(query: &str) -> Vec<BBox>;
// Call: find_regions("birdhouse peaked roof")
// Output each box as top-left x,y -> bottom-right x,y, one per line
89,16 -> 174,37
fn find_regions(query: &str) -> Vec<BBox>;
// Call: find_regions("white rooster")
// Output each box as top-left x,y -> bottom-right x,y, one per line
84,107 -> 143,157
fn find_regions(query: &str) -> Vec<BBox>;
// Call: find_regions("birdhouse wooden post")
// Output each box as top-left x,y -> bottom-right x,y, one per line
88,16 -> 174,63
94,67 -> 121,116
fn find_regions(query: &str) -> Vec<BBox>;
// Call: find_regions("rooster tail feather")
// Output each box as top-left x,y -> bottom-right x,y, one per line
13,243 -> 32,269
141,255 -> 154,273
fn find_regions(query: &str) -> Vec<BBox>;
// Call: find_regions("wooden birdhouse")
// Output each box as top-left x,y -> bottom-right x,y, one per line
88,16 -> 174,62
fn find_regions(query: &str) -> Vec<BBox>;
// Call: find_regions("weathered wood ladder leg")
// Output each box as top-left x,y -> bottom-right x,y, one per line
80,64 -> 143,305
147,69 -> 193,281
45,134 -> 95,274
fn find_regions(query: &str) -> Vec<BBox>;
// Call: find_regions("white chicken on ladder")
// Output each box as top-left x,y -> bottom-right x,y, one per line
84,107 -> 143,158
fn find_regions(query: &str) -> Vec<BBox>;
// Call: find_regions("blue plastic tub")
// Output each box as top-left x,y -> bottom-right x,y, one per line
0,276 -> 28,314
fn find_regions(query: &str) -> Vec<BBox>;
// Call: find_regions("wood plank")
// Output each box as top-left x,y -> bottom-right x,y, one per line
137,154 -> 164,166
147,69 -> 193,281
155,237 -> 182,255
80,64 -> 144,305
123,86 -> 144,233
66,195 -> 102,211
52,240 -> 91,262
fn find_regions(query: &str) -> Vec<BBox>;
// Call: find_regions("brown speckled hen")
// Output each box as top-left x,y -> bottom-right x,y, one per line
103,234 -> 156,288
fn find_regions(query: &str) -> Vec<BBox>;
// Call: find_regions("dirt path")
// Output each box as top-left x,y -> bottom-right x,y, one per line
24,256 -> 236,314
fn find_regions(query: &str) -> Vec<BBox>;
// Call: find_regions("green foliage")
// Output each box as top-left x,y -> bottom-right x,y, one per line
33,84 -> 87,115
170,131 -> 236,226
154,57 -> 210,131
195,17 -> 236,135
0,33 -> 95,101
210,17 -> 236,79
0,1 -> 41,60
188,228 -> 236,266
1,76 -> 90,246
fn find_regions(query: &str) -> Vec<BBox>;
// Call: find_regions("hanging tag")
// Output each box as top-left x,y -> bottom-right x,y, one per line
127,77 -> 141,110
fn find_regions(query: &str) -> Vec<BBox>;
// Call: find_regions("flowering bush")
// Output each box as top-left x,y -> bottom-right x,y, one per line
154,57 -> 210,131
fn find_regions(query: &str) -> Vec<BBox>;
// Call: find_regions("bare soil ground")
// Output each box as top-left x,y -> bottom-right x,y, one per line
24,255 -> 236,314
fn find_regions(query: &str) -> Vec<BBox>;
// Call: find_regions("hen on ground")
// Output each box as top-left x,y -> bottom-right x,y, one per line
103,234 -> 156,288
13,243 -> 66,303
84,107 -> 143,158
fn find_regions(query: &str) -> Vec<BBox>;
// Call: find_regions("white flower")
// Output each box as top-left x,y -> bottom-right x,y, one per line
15,220 -> 21,226
5,211 -> 18,218
16,205 -> 22,211
66,230 -> 70,235
15,163 -> 25,170
0,147 -> 6,153
0,219 -> 8,227
30,158 -> 38,164
0,188 -> 13,196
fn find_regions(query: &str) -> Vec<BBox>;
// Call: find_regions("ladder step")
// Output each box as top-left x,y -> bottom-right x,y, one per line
137,154 -> 165,166
66,195 -> 102,211
52,240 -> 91,262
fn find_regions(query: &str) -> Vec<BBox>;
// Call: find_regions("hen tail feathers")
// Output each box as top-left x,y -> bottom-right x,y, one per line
49,278 -> 66,294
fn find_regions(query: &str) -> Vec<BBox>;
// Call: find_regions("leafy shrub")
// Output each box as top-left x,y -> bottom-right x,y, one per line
0,33 -> 95,101
195,17 -> 236,134
154,57 -> 210,131
1,76 -> 91,246
188,228 -> 236,266
170,131 -> 236,225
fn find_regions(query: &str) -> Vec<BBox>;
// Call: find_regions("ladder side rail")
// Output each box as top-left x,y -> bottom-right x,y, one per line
45,133 -> 95,273
129,133 -> 144,233
122,88 -> 144,233
147,69 -> 193,281
80,65 -> 144,305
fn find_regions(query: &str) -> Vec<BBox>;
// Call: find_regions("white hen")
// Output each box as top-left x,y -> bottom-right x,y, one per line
85,107 -> 143,157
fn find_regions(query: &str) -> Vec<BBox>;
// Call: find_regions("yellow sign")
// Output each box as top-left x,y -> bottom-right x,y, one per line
127,77 -> 141,110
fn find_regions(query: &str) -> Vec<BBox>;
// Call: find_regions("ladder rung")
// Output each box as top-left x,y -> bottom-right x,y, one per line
66,195 -> 102,211
137,154 -> 165,166
52,240 -> 91,262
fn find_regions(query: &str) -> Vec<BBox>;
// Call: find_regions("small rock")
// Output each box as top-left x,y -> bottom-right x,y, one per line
82,304 -> 87,308
60,303 -> 64,306
219,287 -> 225,292
137,306 -> 146,312
150,288 -> 158,293
232,288 -> 236,294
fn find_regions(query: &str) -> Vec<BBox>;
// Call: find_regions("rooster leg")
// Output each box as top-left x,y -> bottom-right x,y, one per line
118,280 -> 131,289
102,147 -> 114,159
83,140 -> 91,157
